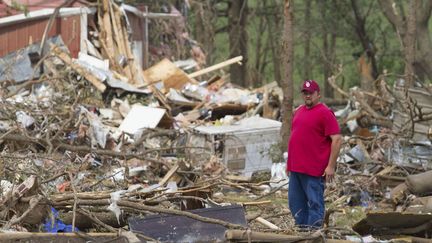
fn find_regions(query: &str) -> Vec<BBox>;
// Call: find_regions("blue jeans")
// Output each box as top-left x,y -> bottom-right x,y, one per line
288,171 -> 325,228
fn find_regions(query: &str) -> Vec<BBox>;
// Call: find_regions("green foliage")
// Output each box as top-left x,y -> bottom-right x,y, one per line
331,206 -> 366,228
10,0 -> 28,16
140,0 -> 430,89
192,0 -> 414,90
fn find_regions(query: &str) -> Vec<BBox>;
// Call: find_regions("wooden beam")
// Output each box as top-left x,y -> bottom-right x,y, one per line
159,164 -> 179,186
52,46 -> 106,92
255,217 -> 281,230
188,56 -> 243,79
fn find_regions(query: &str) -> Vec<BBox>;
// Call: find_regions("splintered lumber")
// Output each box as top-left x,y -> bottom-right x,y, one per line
224,175 -> 251,182
150,85 -> 172,113
113,3 -> 145,86
188,56 -> 243,79
241,201 -> 271,206
96,0 -> 144,86
99,0 -> 117,60
142,58 -> 196,91
159,164 -> 179,186
52,46 -> 107,92
255,217 -> 280,230
109,1 -> 132,80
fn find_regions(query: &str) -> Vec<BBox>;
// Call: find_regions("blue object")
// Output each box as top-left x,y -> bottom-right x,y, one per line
43,207 -> 78,233
66,131 -> 78,142
288,172 -> 325,228
360,190 -> 372,207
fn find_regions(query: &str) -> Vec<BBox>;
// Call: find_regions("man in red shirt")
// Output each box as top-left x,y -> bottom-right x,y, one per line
287,80 -> 342,228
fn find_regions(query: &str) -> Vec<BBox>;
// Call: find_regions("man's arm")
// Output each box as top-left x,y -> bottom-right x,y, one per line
323,134 -> 342,182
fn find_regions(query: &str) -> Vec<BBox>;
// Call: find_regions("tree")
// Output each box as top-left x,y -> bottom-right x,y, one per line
192,1 -> 217,65
228,0 -> 248,87
403,0 -> 417,86
332,0 -> 380,92
303,0 -> 312,79
319,0 -> 336,98
379,0 -> 432,85
280,0 -> 294,150
266,1 -> 283,85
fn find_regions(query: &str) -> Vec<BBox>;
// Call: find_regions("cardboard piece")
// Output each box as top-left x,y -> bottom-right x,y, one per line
142,58 -> 196,92
119,105 -> 166,134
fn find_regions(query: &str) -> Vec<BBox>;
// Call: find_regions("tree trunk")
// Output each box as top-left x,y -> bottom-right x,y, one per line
228,0 -> 248,87
404,0 -> 417,86
193,1 -> 216,65
320,0 -> 334,98
348,0 -> 378,92
252,0 -> 267,87
267,4 -> 283,85
329,30 -> 337,96
303,0 -> 312,79
379,0 -> 432,85
280,0 -> 294,150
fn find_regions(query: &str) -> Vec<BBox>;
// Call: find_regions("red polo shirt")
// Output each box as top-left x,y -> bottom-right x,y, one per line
287,103 -> 340,177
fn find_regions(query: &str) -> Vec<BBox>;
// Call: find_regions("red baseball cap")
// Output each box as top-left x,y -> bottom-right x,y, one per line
301,80 -> 320,93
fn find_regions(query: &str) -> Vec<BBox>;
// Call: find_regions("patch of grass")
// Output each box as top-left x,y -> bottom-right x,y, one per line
331,206 -> 366,228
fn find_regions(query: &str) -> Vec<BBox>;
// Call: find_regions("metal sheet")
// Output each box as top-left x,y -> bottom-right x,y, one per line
0,36 -> 65,83
128,205 -> 247,242
194,116 -> 281,135
353,212 -> 432,236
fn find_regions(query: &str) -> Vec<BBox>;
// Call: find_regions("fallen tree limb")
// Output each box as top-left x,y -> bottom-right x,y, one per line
70,209 -> 120,232
225,229 -> 354,243
0,133 -> 168,166
2,195 -> 44,230
0,232 -> 120,241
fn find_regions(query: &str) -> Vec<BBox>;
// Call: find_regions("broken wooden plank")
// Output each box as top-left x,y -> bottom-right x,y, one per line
159,164 -> 179,186
150,85 -> 172,112
110,1 -> 133,81
255,217 -> 280,230
142,58 -> 196,91
224,175 -> 251,183
52,46 -> 106,92
188,56 -> 243,79
241,200 -> 271,206
100,0 -> 117,61
114,3 -> 146,86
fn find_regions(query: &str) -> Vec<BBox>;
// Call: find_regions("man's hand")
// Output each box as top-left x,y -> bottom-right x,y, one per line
323,166 -> 335,183
324,134 -> 341,183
